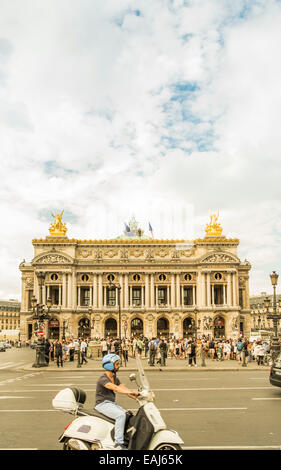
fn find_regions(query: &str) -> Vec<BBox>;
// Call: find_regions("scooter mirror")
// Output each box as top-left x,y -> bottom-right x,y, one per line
129,373 -> 136,382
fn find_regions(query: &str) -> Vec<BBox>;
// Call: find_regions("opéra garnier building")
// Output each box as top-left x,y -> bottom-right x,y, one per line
19,212 -> 251,341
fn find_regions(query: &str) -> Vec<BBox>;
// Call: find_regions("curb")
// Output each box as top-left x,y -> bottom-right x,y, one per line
18,364 -> 270,373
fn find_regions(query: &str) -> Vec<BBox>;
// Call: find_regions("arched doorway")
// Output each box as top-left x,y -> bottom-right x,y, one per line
48,318 -> 60,340
183,317 -> 194,337
78,317 -> 90,339
214,316 -> 225,338
157,317 -> 169,338
105,318 -> 117,338
131,318 -> 143,337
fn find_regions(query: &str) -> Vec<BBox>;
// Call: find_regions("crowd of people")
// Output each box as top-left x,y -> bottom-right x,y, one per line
23,335 -> 275,367
45,336 -> 275,367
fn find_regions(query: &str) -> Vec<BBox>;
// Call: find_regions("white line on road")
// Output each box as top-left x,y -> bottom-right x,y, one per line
182,445 -> 281,450
0,407 -> 247,412
158,408 -> 248,411
0,396 -> 33,399
252,398 -> 281,401
153,387 -> 272,391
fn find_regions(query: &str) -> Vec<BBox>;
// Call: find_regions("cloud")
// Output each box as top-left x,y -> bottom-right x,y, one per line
0,0 -> 281,299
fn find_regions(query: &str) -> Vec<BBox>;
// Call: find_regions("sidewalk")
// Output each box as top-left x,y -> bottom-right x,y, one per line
19,355 -> 271,372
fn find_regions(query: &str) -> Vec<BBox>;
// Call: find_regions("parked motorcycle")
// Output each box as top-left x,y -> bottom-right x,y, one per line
52,356 -> 184,450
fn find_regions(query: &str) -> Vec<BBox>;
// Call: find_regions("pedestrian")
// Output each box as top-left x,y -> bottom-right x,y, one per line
236,338 -> 243,362
209,339 -> 215,360
159,338 -> 167,366
44,338 -> 51,365
136,338 -> 143,357
55,340 -> 63,367
68,340 -> 75,361
149,338 -> 156,366
189,340 -> 197,367
101,338 -> 108,357
80,339 -> 88,365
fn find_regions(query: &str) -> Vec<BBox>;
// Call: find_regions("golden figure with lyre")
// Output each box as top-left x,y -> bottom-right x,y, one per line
49,210 -> 67,236
205,209 -> 223,237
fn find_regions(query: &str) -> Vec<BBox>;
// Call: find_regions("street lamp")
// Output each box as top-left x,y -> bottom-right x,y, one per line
264,271 -> 281,361
28,296 -> 52,368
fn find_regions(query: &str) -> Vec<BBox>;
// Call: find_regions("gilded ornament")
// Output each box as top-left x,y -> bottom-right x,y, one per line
205,210 -> 223,237
49,211 -> 67,237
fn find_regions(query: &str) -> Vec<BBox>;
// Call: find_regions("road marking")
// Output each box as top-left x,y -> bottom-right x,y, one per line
0,407 -> 247,413
182,445 -> 281,450
0,363 -> 14,369
153,387 -> 272,391
0,396 -> 33,399
158,408 -> 248,411
252,398 -> 281,401
0,410 -> 57,412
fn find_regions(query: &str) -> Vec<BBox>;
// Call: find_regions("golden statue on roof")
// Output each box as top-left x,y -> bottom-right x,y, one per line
205,209 -> 223,237
49,210 -> 67,237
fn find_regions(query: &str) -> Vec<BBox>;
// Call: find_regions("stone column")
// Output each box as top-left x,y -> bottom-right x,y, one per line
104,286 -> 107,307
93,274 -> 98,308
223,284 -> 226,305
124,274 -> 129,308
141,285 -> 144,307
98,274 -> 103,309
155,285 -> 158,307
42,283 -> 46,306
207,273 -> 211,307
67,274 -> 72,309
119,275 -> 123,309
232,272 -> 237,307
150,274 -> 155,307
145,274 -> 150,308
130,286 -> 133,306
72,270 -> 77,310
62,274 -> 67,308
196,272 -> 201,307
77,286 -> 81,307
193,285 -> 196,306
227,273 -> 232,306
181,286 -> 184,307
21,278 -> 26,311
171,274 -> 175,308
202,273 -> 206,307
176,274 -> 180,307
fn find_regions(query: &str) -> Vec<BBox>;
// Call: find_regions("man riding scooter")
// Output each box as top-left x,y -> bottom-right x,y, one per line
94,354 -> 139,450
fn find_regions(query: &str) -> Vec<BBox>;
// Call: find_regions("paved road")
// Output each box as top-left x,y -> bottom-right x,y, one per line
0,348 -> 281,450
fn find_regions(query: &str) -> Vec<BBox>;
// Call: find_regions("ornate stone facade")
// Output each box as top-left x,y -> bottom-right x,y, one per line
19,214 -> 252,341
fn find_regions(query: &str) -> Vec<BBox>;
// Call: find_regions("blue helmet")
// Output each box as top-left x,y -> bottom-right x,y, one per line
102,354 -> 121,371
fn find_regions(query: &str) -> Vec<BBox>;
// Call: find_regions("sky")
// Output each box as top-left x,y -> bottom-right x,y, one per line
1,0 -> 281,300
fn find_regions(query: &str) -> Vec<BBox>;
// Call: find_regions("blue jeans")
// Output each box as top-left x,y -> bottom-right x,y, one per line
95,400 -> 126,445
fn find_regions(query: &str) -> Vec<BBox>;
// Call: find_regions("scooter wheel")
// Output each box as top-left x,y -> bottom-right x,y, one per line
154,444 -> 182,450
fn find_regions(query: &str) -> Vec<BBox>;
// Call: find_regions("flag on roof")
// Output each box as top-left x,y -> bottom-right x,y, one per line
149,222 -> 154,239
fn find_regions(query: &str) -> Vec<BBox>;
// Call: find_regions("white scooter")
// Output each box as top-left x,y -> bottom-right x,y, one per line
52,356 -> 184,450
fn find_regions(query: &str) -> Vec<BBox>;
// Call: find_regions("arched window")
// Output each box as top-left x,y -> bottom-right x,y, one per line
105,318 -> 117,338
131,318 -> 143,336
157,317 -> 169,337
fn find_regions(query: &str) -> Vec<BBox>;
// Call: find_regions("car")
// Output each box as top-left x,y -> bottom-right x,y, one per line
0,342 -> 6,352
4,342 -> 12,349
269,352 -> 281,388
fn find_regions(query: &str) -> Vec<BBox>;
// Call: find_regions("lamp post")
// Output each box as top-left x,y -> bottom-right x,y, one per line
109,280 -> 122,365
28,295 -> 52,368
264,272 -> 281,361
